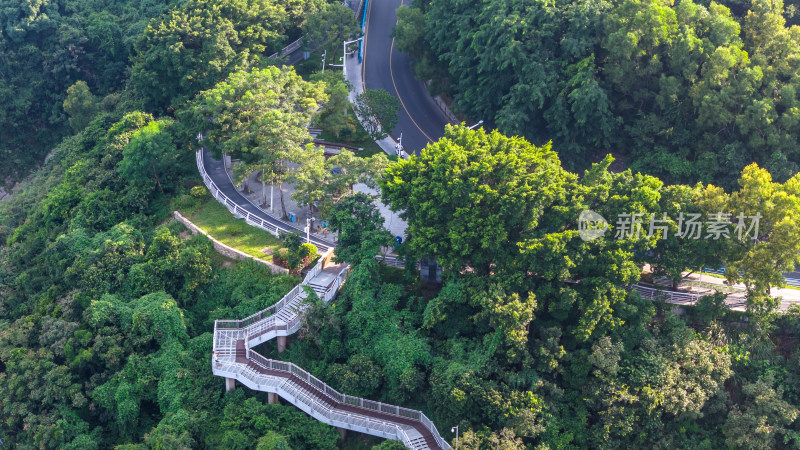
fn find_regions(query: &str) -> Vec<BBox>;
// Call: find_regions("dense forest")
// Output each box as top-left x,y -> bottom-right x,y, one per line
396,0 -> 800,188
0,0 -> 181,181
2,0 -> 800,448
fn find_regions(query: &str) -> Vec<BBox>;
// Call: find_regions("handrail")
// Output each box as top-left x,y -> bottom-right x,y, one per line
268,37 -> 303,59
201,150 -> 450,448
212,255 -> 449,448
246,347 -> 432,446
631,284 -> 700,304
243,348 -> 419,447
195,149 -> 332,253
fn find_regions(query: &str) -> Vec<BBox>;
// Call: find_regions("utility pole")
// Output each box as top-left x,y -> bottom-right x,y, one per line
321,49 -> 326,73
305,217 -> 311,244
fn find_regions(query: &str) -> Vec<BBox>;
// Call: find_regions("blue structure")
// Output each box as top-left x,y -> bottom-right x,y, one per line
358,0 -> 368,62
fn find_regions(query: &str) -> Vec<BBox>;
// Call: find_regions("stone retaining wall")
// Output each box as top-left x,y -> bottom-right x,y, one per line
173,211 -> 289,275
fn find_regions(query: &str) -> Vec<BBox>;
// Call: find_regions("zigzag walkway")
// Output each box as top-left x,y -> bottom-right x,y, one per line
201,150 -> 450,449
212,258 -> 449,449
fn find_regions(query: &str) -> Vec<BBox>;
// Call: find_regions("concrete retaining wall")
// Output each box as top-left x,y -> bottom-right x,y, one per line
173,211 -> 289,275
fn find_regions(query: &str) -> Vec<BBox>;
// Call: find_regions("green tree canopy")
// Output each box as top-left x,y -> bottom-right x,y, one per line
353,89 -> 400,141
179,66 -> 327,216
130,0 -> 318,112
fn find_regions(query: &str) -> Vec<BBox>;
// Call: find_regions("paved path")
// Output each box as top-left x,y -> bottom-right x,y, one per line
200,147 -> 335,252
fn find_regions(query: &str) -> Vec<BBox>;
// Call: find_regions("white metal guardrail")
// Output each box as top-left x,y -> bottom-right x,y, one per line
704,267 -> 800,287
268,37 -> 303,59
212,251 -> 450,448
195,149 -> 331,253
632,284 -> 700,305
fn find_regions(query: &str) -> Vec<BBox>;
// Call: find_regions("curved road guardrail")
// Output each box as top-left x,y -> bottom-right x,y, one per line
196,148 -> 334,253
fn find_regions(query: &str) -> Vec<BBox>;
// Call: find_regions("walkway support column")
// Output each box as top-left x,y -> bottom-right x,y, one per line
338,428 -> 347,441
268,393 -> 278,404
226,378 -> 235,392
277,335 -> 287,353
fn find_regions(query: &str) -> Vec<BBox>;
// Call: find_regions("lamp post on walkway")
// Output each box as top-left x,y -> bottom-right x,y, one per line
395,132 -> 406,159
341,37 -> 363,81
451,425 -> 459,448
270,171 -> 274,212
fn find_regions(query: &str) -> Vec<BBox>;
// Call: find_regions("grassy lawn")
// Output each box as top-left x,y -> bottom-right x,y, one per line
176,195 -> 284,262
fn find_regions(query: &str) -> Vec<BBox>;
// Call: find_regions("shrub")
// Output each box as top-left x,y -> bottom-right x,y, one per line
190,186 -> 208,198
299,243 -> 317,259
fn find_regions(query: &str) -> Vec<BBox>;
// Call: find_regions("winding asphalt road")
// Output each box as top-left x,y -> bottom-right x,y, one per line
201,147 -> 335,252
362,0 -> 449,155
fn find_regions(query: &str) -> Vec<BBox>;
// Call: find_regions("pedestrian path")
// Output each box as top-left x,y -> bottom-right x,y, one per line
197,148 -> 335,252
212,254 -> 450,449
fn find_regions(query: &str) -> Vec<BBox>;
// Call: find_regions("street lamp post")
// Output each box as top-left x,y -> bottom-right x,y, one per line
341,37 -> 363,81
451,426 -> 459,448
394,132 -> 406,159
467,120 -> 484,130
305,217 -> 311,244
270,171 -> 274,212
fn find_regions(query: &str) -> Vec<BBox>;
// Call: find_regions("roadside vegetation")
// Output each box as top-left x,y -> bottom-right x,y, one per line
396,0 -> 800,188
2,0 -> 800,448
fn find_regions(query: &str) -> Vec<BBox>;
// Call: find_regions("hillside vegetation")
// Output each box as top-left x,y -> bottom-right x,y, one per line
2,0 -> 800,448
397,0 -> 800,188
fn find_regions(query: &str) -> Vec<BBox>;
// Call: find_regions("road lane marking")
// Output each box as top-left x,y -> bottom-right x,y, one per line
389,0 -> 435,144
363,0 -> 434,149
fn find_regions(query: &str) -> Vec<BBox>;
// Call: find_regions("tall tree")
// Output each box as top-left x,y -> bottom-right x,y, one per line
713,164 -> 800,301
353,89 -> 400,141
381,124 -> 572,274
118,116 -> 177,194
179,66 -> 327,217
130,0 -> 314,112
327,192 -> 393,264
309,71 -> 352,138
302,2 -> 360,63
292,149 -> 388,218
63,81 -> 99,132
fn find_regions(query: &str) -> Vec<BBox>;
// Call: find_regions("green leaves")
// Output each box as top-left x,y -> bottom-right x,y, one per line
180,66 -> 326,162
63,81 -> 100,132
382,124 -> 570,275
130,0 -> 307,112
326,192 -> 393,265
118,115 -> 176,192
423,0 -> 800,185
291,147 -> 389,219
353,89 -> 400,141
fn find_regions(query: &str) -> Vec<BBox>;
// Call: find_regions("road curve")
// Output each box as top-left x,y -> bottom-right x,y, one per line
200,147 -> 336,252
362,0 -> 450,155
